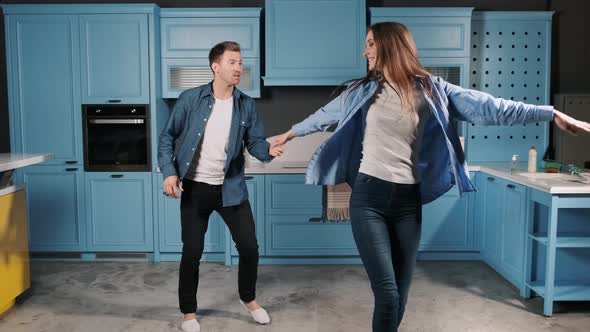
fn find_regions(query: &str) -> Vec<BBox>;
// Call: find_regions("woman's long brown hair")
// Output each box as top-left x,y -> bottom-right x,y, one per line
341,22 -> 433,111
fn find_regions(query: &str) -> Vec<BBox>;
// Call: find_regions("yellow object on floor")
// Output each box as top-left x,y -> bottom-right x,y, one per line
0,189 -> 30,315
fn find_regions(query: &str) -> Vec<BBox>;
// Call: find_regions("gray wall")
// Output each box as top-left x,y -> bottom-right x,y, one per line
1,0 -> 589,153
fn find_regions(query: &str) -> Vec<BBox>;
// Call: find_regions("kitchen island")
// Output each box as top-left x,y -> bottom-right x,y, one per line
0,153 -> 52,315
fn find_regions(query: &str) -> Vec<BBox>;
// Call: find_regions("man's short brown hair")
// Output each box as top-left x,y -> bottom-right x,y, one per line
209,41 -> 241,71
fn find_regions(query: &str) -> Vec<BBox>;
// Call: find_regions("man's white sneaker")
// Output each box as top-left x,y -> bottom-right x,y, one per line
240,300 -> 271,325
180,318 -> 200,332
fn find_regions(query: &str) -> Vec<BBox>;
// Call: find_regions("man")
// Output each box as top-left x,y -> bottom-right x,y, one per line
158,41 -> 282,332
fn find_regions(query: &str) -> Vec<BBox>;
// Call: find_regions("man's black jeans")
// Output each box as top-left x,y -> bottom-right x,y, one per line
178,179 -> 259,314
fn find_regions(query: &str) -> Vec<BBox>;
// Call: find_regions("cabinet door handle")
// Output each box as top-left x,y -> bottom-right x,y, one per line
244,176 -> 254,180
108,99 -> 121,103
110,174 -> 124,178
89,119 -> 144,125
506,184 -> 516,189
65,168 -> 78,172
487,177 -> 495,182
65,160 -> 77,164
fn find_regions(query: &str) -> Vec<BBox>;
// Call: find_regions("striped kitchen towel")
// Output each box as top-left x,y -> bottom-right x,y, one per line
323,183 -> 352,221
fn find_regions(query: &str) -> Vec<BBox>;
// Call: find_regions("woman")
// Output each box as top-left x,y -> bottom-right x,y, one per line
271,22 -> 590,332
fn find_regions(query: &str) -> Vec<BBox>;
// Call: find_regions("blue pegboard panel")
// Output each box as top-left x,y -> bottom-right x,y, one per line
466,11 -> 554,163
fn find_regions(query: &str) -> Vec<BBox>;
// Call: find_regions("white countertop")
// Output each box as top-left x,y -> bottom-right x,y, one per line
245,161 -> 308,174
0,153 -> 54,172
469,162 -> 590,194
244,132 -> 328,174
163,130 -> 590,194
246,161 -> 590,194
0,184 -> 26,196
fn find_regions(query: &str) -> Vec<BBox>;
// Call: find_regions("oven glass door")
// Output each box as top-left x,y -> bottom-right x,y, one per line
86,117 -> 148,170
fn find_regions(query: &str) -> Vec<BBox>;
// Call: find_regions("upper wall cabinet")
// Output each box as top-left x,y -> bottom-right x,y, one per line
264,0 -> 366,86
370,7 -> 473,137
370,7 -> 474,58
80,14 -> 150,104
160,13 -> 259,58
160,9 -> 261,98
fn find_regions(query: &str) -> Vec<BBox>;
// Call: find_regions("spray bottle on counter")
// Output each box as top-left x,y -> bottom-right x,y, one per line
511,154 -> 519,174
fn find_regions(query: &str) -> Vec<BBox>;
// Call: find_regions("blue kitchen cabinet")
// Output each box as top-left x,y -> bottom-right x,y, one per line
156,174 -> 225,254
264,174 -> 323,216
369,8 -> 474,58
264,173 -> 478,257
499,179 -> 528,289
480,173 -> 503,269
421,174 -> 476,251
84,172 -> 153,251
263,0 -> 366,85
4,14 -> 83,165
478,172 -> 529,289
369,7 -> 473,137
228,175 -> 265,256
2,4 -> 158,257
79,14 -> 149,104
20,165 -> 86,252
160,13 -> 260,58
159,8 -> 261,98
264,174 -> 358,256
266,214 -> 358,256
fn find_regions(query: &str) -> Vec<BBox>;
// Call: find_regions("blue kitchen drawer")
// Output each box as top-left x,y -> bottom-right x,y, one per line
265,214 -> 358,256
264,174 -> 323,215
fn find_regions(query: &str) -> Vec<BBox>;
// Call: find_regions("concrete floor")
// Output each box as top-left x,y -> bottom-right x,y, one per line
1,261 -> 589,332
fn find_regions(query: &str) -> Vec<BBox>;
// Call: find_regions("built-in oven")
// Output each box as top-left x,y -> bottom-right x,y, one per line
83,105 -> 150,172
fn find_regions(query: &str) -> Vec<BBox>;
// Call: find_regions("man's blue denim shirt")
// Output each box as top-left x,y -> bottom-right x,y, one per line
158,82 -> 272,207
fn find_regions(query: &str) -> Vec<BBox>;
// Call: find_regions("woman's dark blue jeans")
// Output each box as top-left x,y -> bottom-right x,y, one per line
350,172 -> 422,332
